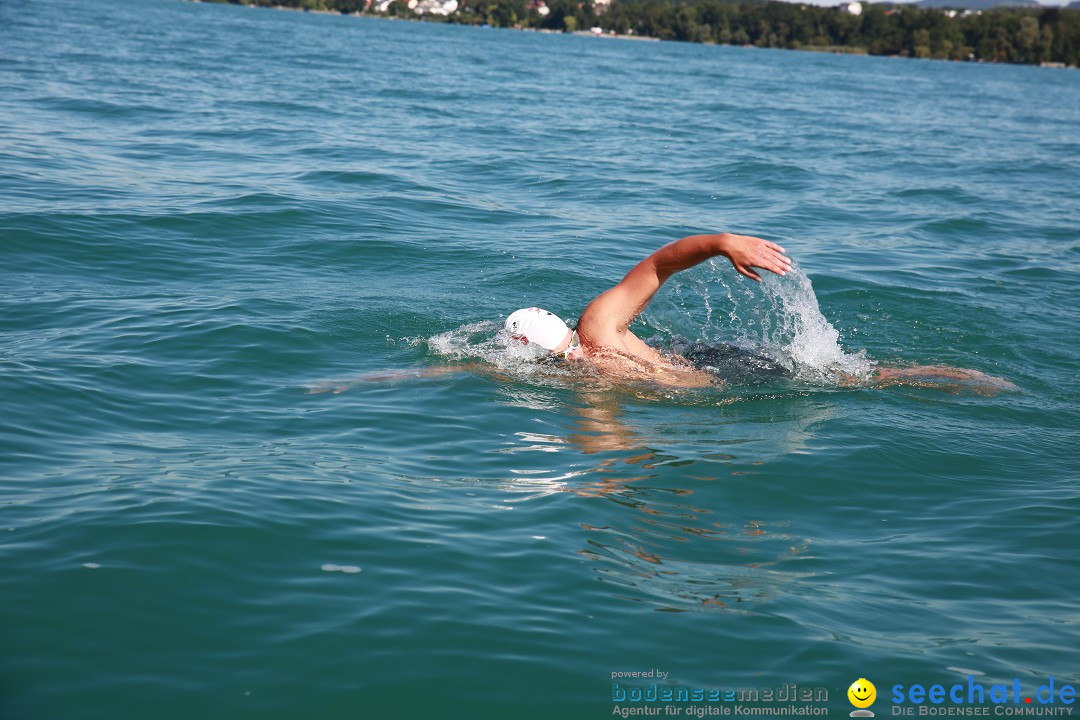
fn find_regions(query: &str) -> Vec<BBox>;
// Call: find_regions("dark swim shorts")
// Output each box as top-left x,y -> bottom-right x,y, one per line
668,337 -> 792,384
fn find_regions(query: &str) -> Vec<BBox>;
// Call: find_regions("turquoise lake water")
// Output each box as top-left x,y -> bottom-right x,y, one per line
2,0 -> 1079,718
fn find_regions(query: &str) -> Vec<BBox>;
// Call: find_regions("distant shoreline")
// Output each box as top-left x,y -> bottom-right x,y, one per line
191,0 -> 1080,68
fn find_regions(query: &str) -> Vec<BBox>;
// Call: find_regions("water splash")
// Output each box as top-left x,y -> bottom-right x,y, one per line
644,259 -> 873,383
422,321 -> 577,379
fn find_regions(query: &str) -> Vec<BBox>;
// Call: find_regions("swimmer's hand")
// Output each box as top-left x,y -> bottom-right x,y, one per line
717,233 -> 791,282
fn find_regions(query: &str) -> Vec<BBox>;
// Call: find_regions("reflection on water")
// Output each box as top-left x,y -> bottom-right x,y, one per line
491,385 -> 835,612
310,356 -> 956,615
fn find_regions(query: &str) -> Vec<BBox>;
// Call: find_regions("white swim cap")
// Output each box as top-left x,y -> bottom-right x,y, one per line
503,307 -> 570,352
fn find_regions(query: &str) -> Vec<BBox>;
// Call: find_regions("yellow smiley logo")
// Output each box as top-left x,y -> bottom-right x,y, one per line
848,678 -> 877,709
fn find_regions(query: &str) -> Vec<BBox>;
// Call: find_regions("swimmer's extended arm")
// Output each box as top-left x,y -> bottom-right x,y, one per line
578,233 -> 790,346
306,363 -> 485,394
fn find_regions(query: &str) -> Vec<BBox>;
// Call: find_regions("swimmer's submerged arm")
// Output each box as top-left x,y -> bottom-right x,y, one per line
578,233 -> 791,345
306,363 -> 485,394
869,365 -> 1018,395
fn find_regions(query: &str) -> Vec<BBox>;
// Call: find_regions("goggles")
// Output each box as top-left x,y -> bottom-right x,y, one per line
560,330 -> 580,359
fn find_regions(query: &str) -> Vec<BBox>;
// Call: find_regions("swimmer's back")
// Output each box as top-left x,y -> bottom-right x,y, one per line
669,338 -> 792,384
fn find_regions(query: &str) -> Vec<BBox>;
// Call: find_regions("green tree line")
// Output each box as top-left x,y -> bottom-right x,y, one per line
205,0 -> 1080,66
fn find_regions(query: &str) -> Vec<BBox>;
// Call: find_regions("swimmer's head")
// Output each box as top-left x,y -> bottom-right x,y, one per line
503,307 -> 577,357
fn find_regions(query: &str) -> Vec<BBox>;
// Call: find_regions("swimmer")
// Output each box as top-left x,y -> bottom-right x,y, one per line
310,231 -> 1013,394
503,232 -> 1015,393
